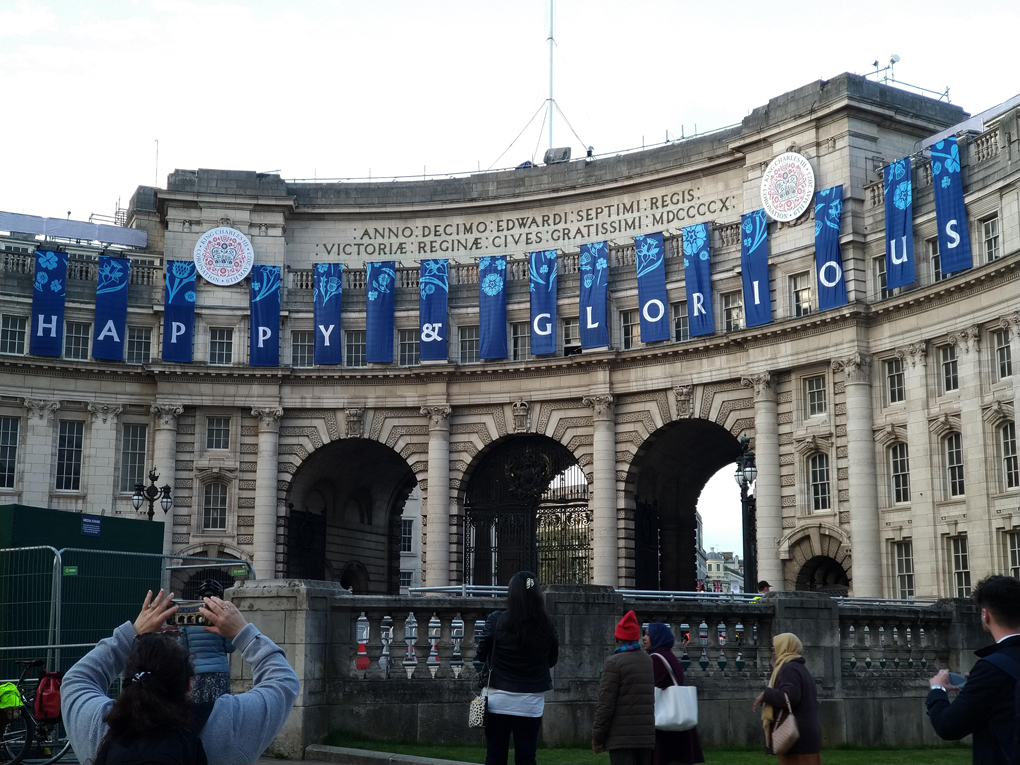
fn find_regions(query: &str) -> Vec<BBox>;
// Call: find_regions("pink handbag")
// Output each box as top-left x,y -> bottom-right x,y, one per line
771,693 -> 800,755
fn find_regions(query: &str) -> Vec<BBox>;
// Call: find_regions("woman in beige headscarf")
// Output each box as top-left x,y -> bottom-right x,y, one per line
751,633 -> 823,764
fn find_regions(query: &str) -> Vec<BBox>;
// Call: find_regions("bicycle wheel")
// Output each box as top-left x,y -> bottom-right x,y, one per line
1,712 -> 34,765
20,720 -> 71,765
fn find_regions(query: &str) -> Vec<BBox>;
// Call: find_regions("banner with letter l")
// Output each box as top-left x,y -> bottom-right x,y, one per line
249,264 -> 281,366
931,137 -> 973,275
92,256 -> 130,361
740,210 -> 772,327
682,223 -> 715,337
814,185 -> 848,310
529,250 -> 558,355
313,263 -> 343,364
162,261 -> 196,362
366,261 -> 396,363
634,233 -> 670,342
578,242 -> 609,349
884,158 -> 915,289
419,259 -> 449,361
29,249 -> 68,357
479,256 -> 507,360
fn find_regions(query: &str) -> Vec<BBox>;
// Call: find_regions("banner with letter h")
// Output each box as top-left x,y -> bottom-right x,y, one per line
162,260 -> 196,363
30,249 -> 67,357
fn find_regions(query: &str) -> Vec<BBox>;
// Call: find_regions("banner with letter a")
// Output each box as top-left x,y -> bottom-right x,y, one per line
682,223 -> 714,337
479,256 -> 507,360
740,210 -> 772,327
366,261 -> 396,363
249,264 -> 281,366
931,137 -> 973,275
30,249 -> 67,357
419,259 -> 449,361
634,233 -> 670,343
814,186 -> 848,310
92,256 -> 130,361
162,261 -> 196,363
313,263 -> 343,364
884,157 -> 915,288
579,242 -> 609,349
529,250 -> 558,355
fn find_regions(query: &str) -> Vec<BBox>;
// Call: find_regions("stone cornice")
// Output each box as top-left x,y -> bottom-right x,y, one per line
873,423 -> 908,447
982,400 -> 1014,428
928,413 -> 963,438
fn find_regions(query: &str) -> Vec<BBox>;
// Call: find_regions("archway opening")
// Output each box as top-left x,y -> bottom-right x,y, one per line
796,555 -> 850,595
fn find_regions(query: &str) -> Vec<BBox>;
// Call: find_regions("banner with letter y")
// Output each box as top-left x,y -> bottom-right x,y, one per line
314,263 -> 343,364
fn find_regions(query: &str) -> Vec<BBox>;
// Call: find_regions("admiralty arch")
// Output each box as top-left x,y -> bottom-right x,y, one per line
1,73 -> 1018,599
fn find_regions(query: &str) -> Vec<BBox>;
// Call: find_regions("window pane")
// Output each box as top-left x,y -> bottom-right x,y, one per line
946,433 -> 965,497
885,358 -> 905,404
621,311 -> 638,350
203,482 -> 228,530
929,238 -> 945,283
672,302 -> 689,342
1009,531 -> 1020,579
56,420 -> 84,491
345,330 -> 366,367
291,330 -> 314,368
723,292 -> 743,332
895,541 -> 914,598
994,329 -> 1012,380
401,518 -> 414,553
209,328 -> 233,365
0,316 -> 27,355
64,322 -> 90,360
983,216 -> 1000,262
1002,422 -> 1018,491
0,416 -> 19,489
563,317 -> 581,355
810,453 -> 831,511
791,273 -> 812,317
119,424 -> 148,492
398,329 -> 420,366
207,417 -> 231,450
874,256 -> 890,300
890,442 -> 910,503
940,345 -> 958,393
951,535 -> 971,597
511,322 -> 531,361
805,376 -> 826,416
126,326 -> 152,365
459,325 -> 479,364
399,571 -> 413,589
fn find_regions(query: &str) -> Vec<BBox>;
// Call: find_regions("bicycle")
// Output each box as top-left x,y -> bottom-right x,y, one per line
0,660 -> 72,765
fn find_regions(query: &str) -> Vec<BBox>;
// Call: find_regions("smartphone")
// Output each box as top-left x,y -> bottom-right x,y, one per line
167,599 -> 208,626
947,672 -> 967,689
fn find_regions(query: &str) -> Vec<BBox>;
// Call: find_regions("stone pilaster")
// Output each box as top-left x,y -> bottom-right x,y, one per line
22,399 -> 60,507
1005,313 -> 1020,442
252,406 -> 284,580
741,373 -> 783,590
583,395 -> 616,586
421,404 -> 451,587
151,404 -> 183,557
86,403 -> 122,513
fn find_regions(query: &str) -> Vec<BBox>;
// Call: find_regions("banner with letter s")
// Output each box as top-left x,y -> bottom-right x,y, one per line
884,157 -> 915,289
162,261 -> 196,363
634,233 -> 670,343
479,256 -> 507,360
578,241 -> 609,349
313,263 -> 343,364
30,249 -> 68,357
814,186 -> 848,310
366,261 -> 396,363
529,250 -> 557,355
740,210 -> 772,327
92,256 -> 130,361
931,137 -> 973,275
249,264 -> 281,366
419,259 -> 448,361
682,223 -> 714,337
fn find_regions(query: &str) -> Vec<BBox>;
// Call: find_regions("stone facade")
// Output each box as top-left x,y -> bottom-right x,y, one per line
1,74 -> 1018,598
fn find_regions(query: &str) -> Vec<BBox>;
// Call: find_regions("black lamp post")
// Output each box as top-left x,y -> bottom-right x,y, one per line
734,435 -> 758,593
132,467 -> 173,522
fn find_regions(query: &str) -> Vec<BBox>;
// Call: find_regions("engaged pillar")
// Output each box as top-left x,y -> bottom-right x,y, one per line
583,395 -> 617,587
151,404 -> 183,559
742,373 -> 783,590
422,404 -> 451,587
21,399 -> 60,508
252,407 -> 284,580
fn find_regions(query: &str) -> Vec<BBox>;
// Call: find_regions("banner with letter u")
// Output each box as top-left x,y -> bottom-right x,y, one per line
366,261 -> 396,363
884,157 -> 915,289
740,210 -> 772,327
579,242 -> 609,349
92,256 -> 130,361
479,256 -> 507,360
249,264 -> 280,366
634,233 -> 670,343
930,137 -> 973,275
682,224 -> 714,337
529,250 -> 557,355
419,259 -> 448,361
313,263 -> 343,364
162,261 -> 196,363
30,249 -> 68,357
814,186 -> 848,310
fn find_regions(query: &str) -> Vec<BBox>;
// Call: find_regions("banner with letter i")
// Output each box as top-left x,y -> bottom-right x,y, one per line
930,137 -> 973,275
634,233 -> 670,342
478,256 -> 507,360
814,186 -> 848,310
162,261 -> 196,363
419,259 -> 449,361
313,263 -> 343,364
578,241 -> 609,349
529,250 -> 558,355
366,261 -> 396,363
92,256 -> 130,361
29,249 -> 68,357
249,264 -> 281,366
884,157 -> 915,289
682,223 -> 715,337
740,210 -> 772,327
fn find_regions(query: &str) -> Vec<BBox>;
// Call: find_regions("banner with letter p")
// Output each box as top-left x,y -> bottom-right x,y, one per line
313,262 -> 343,364
740,210 -> 772,327
30,249 -> 68,357
814,185 -> 848,310
162,260 -> 196,362
529,250 -> 557,355
249,264 -> 281,366
579,241 -> 609,349
92,256 -> 130,361
884,158 -> 915,289
682,223 -> 714,337
931,136 -> 973,275
419,259 -> 449,361
634,233 -> 670,343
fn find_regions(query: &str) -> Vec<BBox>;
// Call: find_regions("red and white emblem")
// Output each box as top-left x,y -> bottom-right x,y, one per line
760,152 -> 815,222
193,227 -> 255,286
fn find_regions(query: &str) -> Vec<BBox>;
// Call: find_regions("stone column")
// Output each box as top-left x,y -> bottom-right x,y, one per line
583,395 -> 616,587
741,373 -> 783,590
151,404 -> 183,558
86,404 -> 122,512
252,407 -> 284,580
21,399 -> 60,507
1007,313 -> 1020,444
421,405 -> 451,587
832,353 -> 881,597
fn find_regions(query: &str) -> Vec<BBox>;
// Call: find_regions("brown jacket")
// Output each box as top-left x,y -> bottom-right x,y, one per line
592,648 -> 656,751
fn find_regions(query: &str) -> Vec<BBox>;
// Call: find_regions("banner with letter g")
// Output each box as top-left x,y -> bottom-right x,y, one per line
162,260 -> 196,363
529,250 -> 557,355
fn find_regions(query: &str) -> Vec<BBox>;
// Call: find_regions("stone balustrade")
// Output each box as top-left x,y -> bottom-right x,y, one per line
0,251 -> 158,286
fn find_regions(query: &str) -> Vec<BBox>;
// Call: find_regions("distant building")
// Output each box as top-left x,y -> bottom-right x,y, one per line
706,548 -> 744,593
695,511 -> 707,588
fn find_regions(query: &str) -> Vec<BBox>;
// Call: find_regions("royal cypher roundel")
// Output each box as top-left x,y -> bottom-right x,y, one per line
193,227 -> 255,286
760,152 -> 815,222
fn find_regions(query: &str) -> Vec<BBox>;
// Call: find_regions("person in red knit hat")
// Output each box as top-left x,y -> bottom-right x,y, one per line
592,611 -> 656,765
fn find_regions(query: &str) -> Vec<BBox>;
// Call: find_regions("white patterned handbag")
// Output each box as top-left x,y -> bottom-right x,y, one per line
652,652 -> 698,731
468,686 -> 488,728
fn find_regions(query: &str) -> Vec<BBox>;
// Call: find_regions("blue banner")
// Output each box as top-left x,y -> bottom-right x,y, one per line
529,250 -> 557,355
681,224 -> 714,337
366,261 -> 395,363
29,249 -> 67,357
478,256 -> 507,360
92,256 -> 130,361
313,263 -> 343,365
884,157 -> 915,289
740,210 -> 772,327
578,242 -> 609,349
930,137 -> 973,275
249,265 -> 281,366
162,261 -> 196,363
634,233 -> 670,343
419,259 -> 449,361
814,185 -> 848,310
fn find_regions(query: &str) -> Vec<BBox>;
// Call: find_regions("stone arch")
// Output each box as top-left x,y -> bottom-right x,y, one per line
780,523 -> 852,594
171,542 -> 251,598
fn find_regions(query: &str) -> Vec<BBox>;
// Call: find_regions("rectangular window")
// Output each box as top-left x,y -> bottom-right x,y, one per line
982,216 -> 1000,263
209,328 -> 233,365
621,310 -> 638,351
55,420 -> 84,491
401,518 -> 414,553
63,322 -> 90,360
951,535 -> 971,597
672,302 -> 689,342
203,483 -> 228,531
895,541 -> 914,599
722,292 -> 743,332
511,322 -> 531,361
805,376 -> 827,417
291,330 -> 314,368
940,344 -> 959,393
119,424 -> 147,493
874,256 -> 890,300
994,329 -> 1012,380
0,416 -> 19,489
890,442 -> 910,503
399,570 -> 413,590
809,453 -> 831,511
398,329 -> 420,366
1002,422 -> 1018,491
459,325 -> 479,364
1009,530 -> 1020,579
0,316 -> 27,355
946,432 -> 965,497
791,273 -> 812,317
345,330 -> 367,368
126,326 -> 152,365
885,358 -> 905,405
206,417 -> 231,450
929,238 -> 945,283
563,317 -> 581,356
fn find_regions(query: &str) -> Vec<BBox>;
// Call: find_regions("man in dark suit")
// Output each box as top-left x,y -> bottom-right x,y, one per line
927,575 -> 1020,765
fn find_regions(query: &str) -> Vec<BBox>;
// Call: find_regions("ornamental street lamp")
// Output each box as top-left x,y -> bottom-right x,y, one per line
734,435 -> 758,593
132,467 -> 172,522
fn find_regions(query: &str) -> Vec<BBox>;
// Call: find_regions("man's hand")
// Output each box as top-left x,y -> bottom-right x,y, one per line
752,691 -> 765,712
133,589 -> 178,635
199,595 -> 247,640
592,743 -> 604,754
929,669 -> 959,691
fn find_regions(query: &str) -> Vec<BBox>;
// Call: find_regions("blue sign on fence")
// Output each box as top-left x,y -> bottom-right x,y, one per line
81,515 -> 101,537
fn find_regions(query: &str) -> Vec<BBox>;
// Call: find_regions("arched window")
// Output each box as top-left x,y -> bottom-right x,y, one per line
203,482 -> 228,530
944,432 -> 965,497
1001,422 -> 1018,491
808,453 -> 831,512
889,442 -> 910,504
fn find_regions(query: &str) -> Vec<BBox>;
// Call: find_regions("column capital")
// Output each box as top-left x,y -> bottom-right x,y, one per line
895,342 -> 927,368
421,404 -> 452,428
1000,312 -> 1020,334
151,403 -> 184,429
948,325 -> 980,354
832,353 -> 872,384
88,403 -> 122,424
740,372 -> 774,401
252,407 -> 284,430
23,399 -> 60,421
582,395 -> 614,419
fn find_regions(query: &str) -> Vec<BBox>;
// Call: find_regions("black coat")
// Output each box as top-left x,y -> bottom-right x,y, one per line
761,658 -> 822,756
926,634 -> 1020,765
475,610 -> 559,694
650,647 -> 704,765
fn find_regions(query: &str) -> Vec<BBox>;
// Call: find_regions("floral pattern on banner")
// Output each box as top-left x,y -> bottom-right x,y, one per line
529,250 -> 557,293
34,250 -> 66,296
682,223 -> 709,267
96,257 -> 128,296
315,263 -> 343,307
634,234 -> 663,279
579,240 -> 607,289
250,265 -> 281,303
814,187 -> 843,237
367,262 -> 395,301
165,261 -> 197,304
419,259 -> 449,299
884,158 -> 912,211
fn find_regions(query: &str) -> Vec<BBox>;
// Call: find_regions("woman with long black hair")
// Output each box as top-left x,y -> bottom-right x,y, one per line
475,571 -> 559,765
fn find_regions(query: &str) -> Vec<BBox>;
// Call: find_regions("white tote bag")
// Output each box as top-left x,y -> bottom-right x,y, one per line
652,652 -> 698,731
